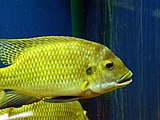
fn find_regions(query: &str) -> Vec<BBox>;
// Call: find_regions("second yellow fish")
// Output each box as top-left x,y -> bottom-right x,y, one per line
0,99 -> 88,120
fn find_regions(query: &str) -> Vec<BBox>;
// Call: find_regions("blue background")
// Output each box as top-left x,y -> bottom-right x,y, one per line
0,0 -> 71,38
85,1 -> 160,120
0,0 -> 159,120
109,1 -> 160,120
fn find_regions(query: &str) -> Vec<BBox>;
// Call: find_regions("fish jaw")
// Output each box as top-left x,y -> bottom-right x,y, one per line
116,71 -> 133,87
88,71 -> 133,94
89,82 -> 118,94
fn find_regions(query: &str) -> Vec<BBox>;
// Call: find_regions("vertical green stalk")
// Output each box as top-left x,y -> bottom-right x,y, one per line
71,0 -> 85,38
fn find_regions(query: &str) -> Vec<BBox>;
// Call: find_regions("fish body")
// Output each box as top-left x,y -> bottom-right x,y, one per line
0,36 -> 132,108
0,100 -> 88,120
0,36 -> 100,97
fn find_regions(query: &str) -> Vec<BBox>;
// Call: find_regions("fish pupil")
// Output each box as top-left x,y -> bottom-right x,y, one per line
105,62 -> 114,69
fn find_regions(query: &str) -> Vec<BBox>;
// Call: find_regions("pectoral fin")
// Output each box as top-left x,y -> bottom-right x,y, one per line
0,90 -> 41,109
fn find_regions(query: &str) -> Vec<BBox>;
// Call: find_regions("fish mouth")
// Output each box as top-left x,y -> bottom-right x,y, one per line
116,71 -> 133,86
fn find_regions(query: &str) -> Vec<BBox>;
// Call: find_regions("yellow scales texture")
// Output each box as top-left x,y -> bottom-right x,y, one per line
0,36 -> 103,97
0,101 -> 88,120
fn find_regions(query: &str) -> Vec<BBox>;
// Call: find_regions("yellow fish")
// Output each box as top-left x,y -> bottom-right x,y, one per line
0,36 -> 132,108
0,98 -> 88,120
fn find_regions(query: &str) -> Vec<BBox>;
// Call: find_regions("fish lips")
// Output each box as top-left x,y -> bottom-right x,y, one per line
89,71 -> 132,94
116,71 -> 133,87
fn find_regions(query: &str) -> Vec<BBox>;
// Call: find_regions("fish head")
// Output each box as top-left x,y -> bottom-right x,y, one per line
87,46 -> 133,95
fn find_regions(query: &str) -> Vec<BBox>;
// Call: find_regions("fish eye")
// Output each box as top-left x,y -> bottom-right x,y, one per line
84,111 -> 89,117
105,61 -> 114,70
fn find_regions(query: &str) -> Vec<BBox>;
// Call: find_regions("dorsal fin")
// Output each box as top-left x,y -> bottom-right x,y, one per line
0,36 -> 71,65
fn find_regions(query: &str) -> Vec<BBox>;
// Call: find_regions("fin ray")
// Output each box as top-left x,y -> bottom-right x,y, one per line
0,36 -> 67,65
0,90 -> 41,109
